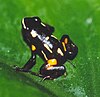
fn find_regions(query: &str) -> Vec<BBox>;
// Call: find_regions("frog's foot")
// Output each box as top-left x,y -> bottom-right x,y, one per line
41,76 -> 54,81
63,72 -> 68,77
29,71 -> 54,80
28,71 -> 54,80
13,65 -> 29,72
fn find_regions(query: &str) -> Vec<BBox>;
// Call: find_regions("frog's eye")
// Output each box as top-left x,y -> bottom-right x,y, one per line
32,17 -> 41,24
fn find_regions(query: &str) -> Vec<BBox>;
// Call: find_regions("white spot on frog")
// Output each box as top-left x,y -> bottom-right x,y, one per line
31,30 -> 37,38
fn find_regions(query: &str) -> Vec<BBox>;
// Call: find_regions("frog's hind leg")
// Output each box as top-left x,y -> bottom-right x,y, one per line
39,62 -> 66,80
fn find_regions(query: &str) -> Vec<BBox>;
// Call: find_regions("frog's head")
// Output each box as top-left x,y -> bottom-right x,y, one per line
21,16 -> 54,35
61,35 -> 78,60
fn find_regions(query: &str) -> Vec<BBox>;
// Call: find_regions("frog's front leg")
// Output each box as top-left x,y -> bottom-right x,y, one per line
14,45 -> 36,72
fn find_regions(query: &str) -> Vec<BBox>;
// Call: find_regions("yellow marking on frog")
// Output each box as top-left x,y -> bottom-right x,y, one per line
46,66 -> 53,70
47,59 -> 57,65
32,45 -> 36,51
46,59 -> 57,70
64,38 -> 68,44
41,50 -> 48,60
62,42 -> 66,51
57,48 -> 64,56
44,44 -> 52,53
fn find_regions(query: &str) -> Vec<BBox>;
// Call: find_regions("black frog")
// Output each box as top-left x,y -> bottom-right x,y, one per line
14,16 -> 78,80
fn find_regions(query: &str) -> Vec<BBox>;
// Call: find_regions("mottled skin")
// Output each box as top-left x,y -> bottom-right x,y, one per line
15,16 -> 78,79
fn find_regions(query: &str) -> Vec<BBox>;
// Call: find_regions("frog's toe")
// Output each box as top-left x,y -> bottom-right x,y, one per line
41,76 -> 54,81
13,65 -> 21,71
13,65 -> 26,72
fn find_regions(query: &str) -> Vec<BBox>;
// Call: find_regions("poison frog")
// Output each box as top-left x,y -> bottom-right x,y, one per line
14,16 -> 78,80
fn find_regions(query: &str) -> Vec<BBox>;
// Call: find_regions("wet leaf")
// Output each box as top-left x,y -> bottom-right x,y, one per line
0,0 -> 100,97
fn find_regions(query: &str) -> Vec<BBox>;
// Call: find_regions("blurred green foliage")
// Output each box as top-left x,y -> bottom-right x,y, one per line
0,0 -> 100,97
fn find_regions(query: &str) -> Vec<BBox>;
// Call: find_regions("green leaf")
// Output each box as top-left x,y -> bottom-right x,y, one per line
0,0 -> 100,97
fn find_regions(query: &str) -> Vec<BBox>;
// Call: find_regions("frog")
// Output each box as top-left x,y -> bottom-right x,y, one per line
14,16 -> 78,80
